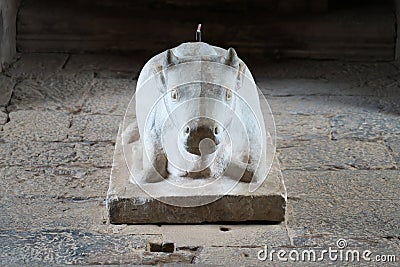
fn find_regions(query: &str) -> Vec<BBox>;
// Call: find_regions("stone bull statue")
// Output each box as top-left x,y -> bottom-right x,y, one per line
129,42 -> 268,184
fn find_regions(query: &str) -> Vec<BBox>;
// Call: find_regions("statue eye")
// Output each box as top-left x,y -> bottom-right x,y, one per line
171,89 -> 178,101
226,88 -> 232,101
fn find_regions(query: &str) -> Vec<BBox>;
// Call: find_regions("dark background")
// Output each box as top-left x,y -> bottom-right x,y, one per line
17,0 -> 396,61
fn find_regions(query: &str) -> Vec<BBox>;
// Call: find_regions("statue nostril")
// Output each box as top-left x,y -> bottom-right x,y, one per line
184,126 -> 190,135
214,126 -> 219,135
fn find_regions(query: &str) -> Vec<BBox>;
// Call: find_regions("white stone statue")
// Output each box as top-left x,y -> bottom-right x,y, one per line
126,42 -> 268,184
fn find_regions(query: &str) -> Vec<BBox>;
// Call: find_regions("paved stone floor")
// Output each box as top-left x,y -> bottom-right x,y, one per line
0,53 -> 399,266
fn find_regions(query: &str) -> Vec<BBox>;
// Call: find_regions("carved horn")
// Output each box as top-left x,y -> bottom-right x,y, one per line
224,48 -> 246,90
224,48 -> 240,68
166,49 -> 180,66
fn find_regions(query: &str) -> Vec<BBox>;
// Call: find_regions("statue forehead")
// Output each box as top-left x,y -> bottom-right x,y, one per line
173,42 -> 219,58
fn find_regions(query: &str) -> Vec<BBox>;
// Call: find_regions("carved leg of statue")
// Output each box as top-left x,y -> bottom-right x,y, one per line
141,151 -> 168,183
224,134 -> 264,183
242,135 -> 266,183
141,127 -> 169,183
224,157 -> 258,183
224,158 -> 249,182
122,121 -> 139,145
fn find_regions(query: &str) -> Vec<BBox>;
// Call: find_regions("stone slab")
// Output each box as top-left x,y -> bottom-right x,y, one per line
277,140 -> 396,171
160,224 -> 290,247
6,53 -> 68,79
68,114 -> 122,142
385,135 -> 400,167
274,114 -> 331,147
286,198 -> 400,238
0,229 -> 156,266
0,196 -> 106,231
84,79 -> 135,115
331,113 -> 400,140
107,126 -> 287,224
283,170 -> 400,200
0,142 -> 76,167
8,78 -> 91,113
0,166 -> 110,199
2,110 -> 71,142
63,54 -> 144,79
268,95 -> 387,115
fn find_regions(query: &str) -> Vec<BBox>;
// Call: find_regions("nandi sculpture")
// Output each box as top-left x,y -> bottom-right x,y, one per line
107,30 -> 285,223
128,41 -> 268,185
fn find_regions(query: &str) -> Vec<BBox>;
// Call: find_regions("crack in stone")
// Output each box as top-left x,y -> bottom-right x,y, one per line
61,54 -> 71,70
2,78 -> 24,125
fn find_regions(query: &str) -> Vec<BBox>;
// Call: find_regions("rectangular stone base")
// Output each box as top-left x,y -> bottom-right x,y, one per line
107,126 -> 287,224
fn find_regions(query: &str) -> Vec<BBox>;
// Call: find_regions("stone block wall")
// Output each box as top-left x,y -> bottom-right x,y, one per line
0,0 -> 399,69
396,0 -> 400,59
15,0 -> 398,60
0,0 -> 19,72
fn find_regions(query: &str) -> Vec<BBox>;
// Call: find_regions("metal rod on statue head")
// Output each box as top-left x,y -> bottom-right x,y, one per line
196,24 -> 201,42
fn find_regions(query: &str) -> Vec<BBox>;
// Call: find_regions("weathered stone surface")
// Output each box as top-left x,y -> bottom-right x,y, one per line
274,114 -> 331,146
140,250 -> 196,265
0,230 -> 155,265
0,107 -> 8,125
286,198 -> 400,239
331,113 -> 400,140
107,127 -> 286,223
194,246 -> 262,266
268,96 -> 386,115
84,79 -> 135,115
283,170 -> 400,200
259,78 -> 360,97
2,110 -> 71,142
74,142 -> 114,168
6,53 -> 68,79
0,142 -> 75,167
385,135 -> 400,166
161,224 -> 290,247
381,97 -> 400,115
0,74 -> 14,107
254,61 -> 398,83
278,140 -> 396,171
8,78 -> 91,112
68,114 -> 121,142
63,54 -> 144,79
0,196 -> 106,230
0,166 -> 110,199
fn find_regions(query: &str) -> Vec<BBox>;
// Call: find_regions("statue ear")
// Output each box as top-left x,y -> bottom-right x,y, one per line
224,48 -> 246,91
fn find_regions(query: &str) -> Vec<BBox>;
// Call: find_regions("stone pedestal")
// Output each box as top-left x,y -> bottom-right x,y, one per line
106,122 -> 286,224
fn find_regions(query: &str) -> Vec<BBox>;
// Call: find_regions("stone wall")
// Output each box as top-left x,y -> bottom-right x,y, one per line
0,0 -> 398,67
0,0 -> 19,72
16,0 -> 396,60
396,0 -> 400,60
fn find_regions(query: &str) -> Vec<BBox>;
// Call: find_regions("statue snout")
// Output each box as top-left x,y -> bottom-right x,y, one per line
182,119 -> 221,156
